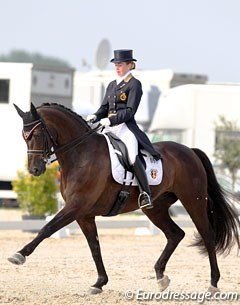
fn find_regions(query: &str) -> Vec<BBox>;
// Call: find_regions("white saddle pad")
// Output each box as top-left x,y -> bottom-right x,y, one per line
104,135 -> 163,186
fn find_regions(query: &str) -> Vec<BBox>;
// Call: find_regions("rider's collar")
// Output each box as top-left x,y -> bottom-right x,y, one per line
116,71 -> 132,85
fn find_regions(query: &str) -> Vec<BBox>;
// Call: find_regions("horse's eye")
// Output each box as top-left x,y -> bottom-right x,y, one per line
34,133 -> 42,139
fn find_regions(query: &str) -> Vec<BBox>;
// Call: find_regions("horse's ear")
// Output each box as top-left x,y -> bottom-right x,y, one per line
13,104 -> 25,118
30,102 -> 40,119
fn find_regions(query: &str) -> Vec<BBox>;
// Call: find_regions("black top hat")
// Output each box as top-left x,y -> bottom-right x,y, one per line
110,49 -> 137,63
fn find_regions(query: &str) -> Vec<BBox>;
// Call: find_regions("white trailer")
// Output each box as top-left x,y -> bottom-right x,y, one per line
149,83 -> 240,161
0,62 -> 74,193
0,63 -> 32,183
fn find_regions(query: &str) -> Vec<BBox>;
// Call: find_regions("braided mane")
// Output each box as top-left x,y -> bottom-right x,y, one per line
37,103 -> 90,129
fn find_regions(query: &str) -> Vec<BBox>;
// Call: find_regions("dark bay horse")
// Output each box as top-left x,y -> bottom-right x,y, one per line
9,103 -> 240,294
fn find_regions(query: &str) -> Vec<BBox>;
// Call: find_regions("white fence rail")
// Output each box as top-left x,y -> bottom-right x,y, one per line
0,217 -> 193,232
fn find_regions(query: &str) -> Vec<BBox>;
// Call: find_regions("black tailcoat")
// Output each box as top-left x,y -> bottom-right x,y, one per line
94,75 -> 161,160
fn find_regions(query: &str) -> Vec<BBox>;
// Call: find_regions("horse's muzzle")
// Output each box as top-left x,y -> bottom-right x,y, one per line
28,162 -> 46,176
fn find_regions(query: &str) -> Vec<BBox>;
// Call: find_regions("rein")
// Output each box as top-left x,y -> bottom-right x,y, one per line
24,118 -> 100,164
53,128 -> 96,156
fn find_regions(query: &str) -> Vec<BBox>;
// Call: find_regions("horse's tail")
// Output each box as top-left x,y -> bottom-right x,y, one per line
192,148 -> 240,254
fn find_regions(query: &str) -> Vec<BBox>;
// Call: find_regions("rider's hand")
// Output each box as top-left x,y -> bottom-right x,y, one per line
86,114 -> 97,122
100,118 -> 111,127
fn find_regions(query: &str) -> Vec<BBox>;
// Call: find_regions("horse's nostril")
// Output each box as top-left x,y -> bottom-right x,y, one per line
31,167 -> 40,175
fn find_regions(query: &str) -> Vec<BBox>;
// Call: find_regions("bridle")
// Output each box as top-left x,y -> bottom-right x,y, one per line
23,117 -> 97,164
23,118 -> 58,164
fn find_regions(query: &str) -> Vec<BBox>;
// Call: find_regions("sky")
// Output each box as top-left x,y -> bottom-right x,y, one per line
1,0 -> 240,83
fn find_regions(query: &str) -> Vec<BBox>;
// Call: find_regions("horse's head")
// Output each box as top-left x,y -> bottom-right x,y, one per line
14,103 -> 52,176
15,102 -> 95,177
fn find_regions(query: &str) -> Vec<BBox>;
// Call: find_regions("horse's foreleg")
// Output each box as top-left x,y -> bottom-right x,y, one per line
77,217 -> 108,294
144,207 -> 185,291
8,206 -> 77,265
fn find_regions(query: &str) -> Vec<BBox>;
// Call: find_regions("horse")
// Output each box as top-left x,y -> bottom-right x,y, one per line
9,102 -> 240,294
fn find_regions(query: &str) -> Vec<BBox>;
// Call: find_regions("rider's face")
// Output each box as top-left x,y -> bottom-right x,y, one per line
114,62 -> 130,77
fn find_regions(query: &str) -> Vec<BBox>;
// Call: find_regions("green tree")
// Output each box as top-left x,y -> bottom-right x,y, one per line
0,49 -> 71,68
12,162 -> 59,217
214,115 -> 240,191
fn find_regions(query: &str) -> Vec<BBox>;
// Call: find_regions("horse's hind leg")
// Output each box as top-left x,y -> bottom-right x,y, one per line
144,204 -> 185,291
182,198 -> 220,291
77,217 -> 108,294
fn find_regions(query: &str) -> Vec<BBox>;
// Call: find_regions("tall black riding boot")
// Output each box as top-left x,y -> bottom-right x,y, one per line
132,156 -> 153,209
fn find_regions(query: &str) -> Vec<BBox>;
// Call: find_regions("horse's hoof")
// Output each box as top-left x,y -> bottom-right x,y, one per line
157,275 -> 170,291
88,286 -> 102,295
208,285 -> 220,295
8,252 -> 26,265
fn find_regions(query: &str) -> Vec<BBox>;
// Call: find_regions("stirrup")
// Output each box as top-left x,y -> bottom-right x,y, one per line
138,192 -> 153,209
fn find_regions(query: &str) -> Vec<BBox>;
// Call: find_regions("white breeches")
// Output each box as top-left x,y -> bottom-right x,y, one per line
103,123 -> 138,164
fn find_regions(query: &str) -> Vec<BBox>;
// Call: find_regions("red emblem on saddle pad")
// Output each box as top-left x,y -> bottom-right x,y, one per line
151,169 -> 158,179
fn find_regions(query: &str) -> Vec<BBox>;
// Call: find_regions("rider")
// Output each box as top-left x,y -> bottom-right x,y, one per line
87,49 -> 161,209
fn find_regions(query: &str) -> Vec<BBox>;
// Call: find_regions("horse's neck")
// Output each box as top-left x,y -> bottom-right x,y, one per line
58,121 -> 89,143
41,108 -> 108,177
40,107 -> 89,144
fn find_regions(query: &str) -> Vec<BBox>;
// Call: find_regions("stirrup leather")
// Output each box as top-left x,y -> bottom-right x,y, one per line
138,191 -> 152,209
